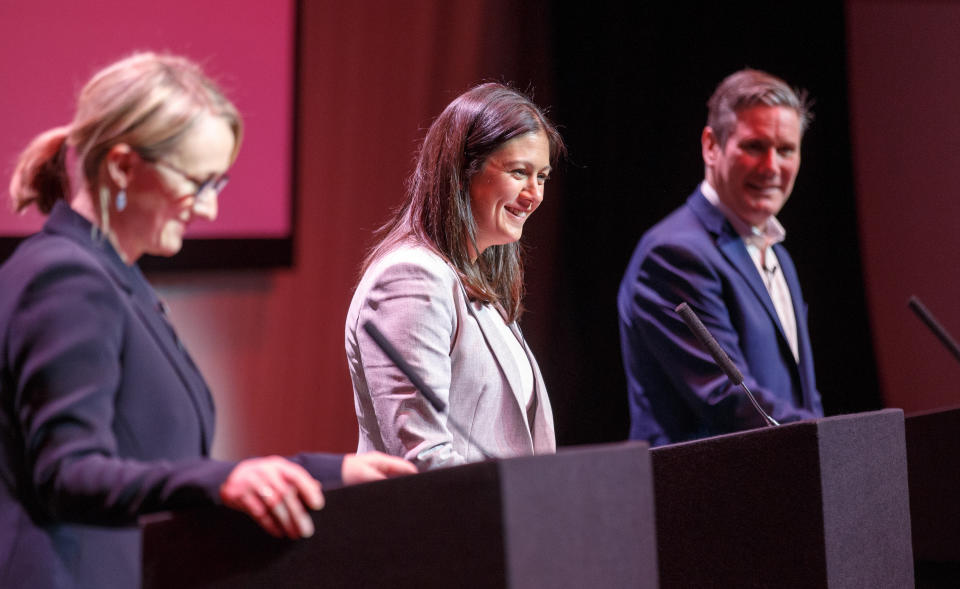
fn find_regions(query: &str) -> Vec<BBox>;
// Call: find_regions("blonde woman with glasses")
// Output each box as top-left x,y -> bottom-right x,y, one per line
0,52 -> 413,588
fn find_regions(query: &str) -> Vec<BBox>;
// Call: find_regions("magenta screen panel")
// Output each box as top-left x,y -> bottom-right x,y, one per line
0,1 -> 294,240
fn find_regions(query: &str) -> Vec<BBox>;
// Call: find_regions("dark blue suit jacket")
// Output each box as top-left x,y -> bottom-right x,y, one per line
617,188 -> 823,446
0,202 -> 342,588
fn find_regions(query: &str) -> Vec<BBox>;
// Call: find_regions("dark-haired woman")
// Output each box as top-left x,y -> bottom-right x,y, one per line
346,83 -> 564,470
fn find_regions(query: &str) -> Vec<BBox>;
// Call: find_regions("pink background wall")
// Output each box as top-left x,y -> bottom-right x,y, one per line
0,0 -> 293,238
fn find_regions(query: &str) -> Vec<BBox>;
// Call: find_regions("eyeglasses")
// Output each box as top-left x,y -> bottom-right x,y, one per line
142,157 -> 230,202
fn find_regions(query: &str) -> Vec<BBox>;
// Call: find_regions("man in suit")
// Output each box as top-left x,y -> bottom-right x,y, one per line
617,68 -> 824,446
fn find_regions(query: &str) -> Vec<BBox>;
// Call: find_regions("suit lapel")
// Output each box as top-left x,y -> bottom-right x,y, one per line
44,203 -> 216,453
509,322 -> 556,452
718,235 -> 786,337
454,280 -> 536,442
470,303 -> 529,421
127,287 -> 216,451
688,191 -> 791,345
775,245 -> 816,409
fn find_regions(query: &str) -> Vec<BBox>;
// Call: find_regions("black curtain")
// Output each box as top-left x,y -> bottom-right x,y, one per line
526,2 -> 881,445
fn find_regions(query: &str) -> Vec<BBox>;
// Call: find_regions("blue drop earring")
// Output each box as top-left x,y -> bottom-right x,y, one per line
116,188 -> 127,212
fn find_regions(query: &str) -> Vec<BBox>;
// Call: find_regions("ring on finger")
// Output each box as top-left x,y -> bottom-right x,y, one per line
272,499 -> 290,524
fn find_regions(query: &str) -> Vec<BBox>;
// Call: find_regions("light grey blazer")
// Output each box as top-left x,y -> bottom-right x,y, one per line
345,242 -> 555,470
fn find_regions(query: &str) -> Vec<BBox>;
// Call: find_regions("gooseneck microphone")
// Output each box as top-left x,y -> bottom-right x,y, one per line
675,302 -> 779,427
362,321 -> 495,459
908,296 -> 960,364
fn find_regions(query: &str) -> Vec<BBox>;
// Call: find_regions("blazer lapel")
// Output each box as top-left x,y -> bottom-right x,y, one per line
775,244 -> 817,409
127,285 -> 216,452
44,203 -> 216,453
688,191 -> 791,345
509,322 -> 556,452
454,280 -> 535,442
718,236 -> 786,336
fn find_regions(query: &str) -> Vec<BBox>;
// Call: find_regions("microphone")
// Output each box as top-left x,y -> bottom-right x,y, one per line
908,296 -> 960,364
362,321 -> 495,459
675,302 -> 779,427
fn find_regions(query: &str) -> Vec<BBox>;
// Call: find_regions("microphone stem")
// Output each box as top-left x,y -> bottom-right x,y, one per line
739,382 -> 780,427
362,321 -> 497,460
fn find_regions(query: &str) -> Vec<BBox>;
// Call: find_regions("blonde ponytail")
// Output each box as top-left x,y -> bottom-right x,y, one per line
9,126 -> 71,214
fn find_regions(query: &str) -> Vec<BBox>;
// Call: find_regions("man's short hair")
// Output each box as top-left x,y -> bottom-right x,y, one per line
706,68 -> 812,145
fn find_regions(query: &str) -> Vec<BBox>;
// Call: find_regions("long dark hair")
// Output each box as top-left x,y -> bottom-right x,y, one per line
363,82 -> 564,322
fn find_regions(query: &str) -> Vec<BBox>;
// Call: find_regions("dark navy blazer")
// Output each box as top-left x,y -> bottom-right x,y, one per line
0,202 -> 342,588
617,188 -> 823,446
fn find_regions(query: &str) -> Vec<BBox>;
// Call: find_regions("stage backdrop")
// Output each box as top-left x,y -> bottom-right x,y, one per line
544,2 -> 881,444
3,0 -> 949,461
847,0 -> 960,414
0,0 -> 297,268
153,0 -> 556,458
0,0 -> 555,459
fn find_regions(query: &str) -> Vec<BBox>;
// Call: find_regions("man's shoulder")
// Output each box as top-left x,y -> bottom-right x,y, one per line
618,191 -> 726,293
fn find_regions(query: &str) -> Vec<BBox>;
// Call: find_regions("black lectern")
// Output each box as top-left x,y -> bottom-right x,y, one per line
651,409 -> 914,588
143,442 -> 657,588
906,406 -> 960,588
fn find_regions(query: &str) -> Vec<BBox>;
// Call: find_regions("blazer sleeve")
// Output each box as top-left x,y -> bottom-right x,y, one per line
287,453 -> 343,488
353,255 -> 467,470
6,258 -> 237,526
623,239 -> 819,431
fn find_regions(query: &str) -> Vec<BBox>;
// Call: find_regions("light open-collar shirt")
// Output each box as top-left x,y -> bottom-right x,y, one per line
701,181 -> 799,362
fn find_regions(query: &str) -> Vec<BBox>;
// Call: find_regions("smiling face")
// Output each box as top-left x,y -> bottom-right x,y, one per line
468,130 -> 551,259
112,112 -> 235,261
703,105 -> 801,227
